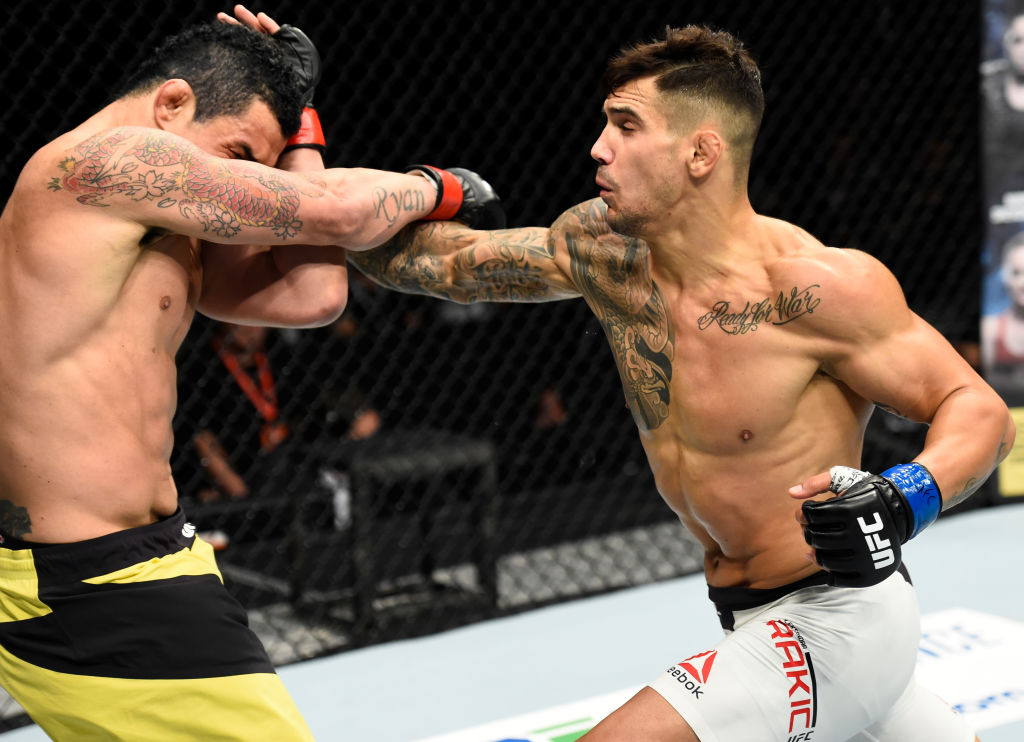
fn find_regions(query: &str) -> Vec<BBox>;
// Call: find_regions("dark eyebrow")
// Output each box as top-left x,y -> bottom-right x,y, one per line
605,103 -> 641,119
235,144 -> 256,162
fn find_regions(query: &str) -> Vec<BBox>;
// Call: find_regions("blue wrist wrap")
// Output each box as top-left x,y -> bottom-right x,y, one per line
880,463 -> 942,540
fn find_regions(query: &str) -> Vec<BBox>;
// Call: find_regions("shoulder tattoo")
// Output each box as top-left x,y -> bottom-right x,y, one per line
564,202 -> 674,430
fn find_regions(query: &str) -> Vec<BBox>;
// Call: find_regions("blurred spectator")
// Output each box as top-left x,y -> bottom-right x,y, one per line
174,320 -> 382,546
189,323 -> 291,504
982,0 -> 1024,198
983,230 -> 1024,377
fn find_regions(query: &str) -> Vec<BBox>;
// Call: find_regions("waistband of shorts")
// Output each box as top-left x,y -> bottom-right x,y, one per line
709,563 -> 911,631
0,507 -> 194,583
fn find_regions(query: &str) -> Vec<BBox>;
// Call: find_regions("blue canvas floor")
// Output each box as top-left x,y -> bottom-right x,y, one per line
3,503 -> 1023,741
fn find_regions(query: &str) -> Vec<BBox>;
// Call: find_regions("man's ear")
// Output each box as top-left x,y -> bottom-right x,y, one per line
687,129 -> 724,178
153,79 -> 196,130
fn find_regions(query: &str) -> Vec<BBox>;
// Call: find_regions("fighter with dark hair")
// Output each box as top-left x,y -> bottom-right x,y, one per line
0,5 -> 500,739
352,25 -> 1004,741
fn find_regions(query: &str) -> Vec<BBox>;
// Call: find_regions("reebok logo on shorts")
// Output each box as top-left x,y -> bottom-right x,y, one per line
664,650 -> 717,699
766,619 -> 818,740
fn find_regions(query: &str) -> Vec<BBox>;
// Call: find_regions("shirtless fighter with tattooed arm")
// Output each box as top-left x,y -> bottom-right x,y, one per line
0,6 -> 499,740
351,26 -> 1010,742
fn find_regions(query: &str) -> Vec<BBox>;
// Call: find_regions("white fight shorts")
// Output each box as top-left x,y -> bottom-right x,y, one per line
648,568 -> 974,742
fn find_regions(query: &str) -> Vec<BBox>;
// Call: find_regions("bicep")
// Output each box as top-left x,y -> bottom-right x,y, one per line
830,313 -> 979,422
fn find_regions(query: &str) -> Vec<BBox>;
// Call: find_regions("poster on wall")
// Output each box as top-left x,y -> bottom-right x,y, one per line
982,0 -> 1024,496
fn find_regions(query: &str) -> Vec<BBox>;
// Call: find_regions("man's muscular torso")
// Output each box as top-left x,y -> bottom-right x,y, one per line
0,125 -> 202,542
567,200 -> 874,589
350,200 -> 891,590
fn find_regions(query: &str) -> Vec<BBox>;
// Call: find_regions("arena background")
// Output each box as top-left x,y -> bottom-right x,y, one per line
0,0 -> 1000,728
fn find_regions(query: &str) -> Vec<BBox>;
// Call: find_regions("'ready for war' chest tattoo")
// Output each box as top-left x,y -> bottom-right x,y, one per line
697,284 -> 822,335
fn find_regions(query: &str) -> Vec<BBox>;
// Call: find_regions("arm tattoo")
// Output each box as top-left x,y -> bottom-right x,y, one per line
372,187 -> 429,227
349,223 -> 463,296
453,235 -> 557,301
355,198 -> 676,429
565,201 -> 674,431
947,477 -> 981,509
0,501 -> 31,538
697,285 -> 821,334
351,223 -> 558,302
48,129 -> 305,239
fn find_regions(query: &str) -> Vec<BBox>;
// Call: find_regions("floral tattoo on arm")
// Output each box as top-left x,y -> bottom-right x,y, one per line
48,129 -> 306,239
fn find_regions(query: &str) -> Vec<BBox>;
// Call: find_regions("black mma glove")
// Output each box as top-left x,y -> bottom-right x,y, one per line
273,24 -> 326,154
801,463 -> 942,588
407,165 -> 506,230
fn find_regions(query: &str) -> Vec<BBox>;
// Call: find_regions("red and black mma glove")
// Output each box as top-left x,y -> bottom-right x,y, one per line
407,165 -> 506,230
273,24 -> 326,155
801,463 -> 942,588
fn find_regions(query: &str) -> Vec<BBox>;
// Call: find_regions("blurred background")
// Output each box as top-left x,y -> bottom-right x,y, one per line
0,0 -> 1015,729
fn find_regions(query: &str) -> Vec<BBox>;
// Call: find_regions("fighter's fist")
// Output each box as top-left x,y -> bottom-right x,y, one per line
796,463 -> 941,588
408,165 -> 506,230
273,24 -> 321,108
273,24 -> 325,153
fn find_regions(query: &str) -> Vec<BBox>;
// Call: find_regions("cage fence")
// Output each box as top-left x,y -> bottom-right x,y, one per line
0,0 -> 984,730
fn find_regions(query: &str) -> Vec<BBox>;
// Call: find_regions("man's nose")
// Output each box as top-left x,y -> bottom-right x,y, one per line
591,131 -> 611,164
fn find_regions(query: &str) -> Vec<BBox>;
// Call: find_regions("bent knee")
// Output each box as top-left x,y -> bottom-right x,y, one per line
580,687 -> 699,742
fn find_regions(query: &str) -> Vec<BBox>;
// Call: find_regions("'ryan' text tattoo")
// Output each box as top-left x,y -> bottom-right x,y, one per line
373,187 -> 429,227
0,501 -> 31,538
697,284 -> 821,334
48,129 -> 306,239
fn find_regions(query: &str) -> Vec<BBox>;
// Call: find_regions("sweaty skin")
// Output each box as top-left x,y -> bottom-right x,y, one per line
0,78 -> 437,543
351,77 -> 1012,590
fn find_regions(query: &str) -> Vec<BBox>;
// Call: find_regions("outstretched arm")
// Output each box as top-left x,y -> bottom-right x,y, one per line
347,199 -> 636,303
47,128 -> 437,251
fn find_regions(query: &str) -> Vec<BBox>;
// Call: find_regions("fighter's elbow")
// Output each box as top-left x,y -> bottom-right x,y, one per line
303,274 -> 349,327
1000,406 -> 1017,464
320,197 -> 372,248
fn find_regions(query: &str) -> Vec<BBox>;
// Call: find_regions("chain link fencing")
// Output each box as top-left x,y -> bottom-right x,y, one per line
0,0 -> 987,729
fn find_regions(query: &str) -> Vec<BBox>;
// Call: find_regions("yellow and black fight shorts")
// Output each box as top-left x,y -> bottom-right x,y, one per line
0,508 -> 314,741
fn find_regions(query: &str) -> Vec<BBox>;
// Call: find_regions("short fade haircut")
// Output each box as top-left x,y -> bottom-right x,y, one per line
113,23 -> 304,138
603,25 -> 765,171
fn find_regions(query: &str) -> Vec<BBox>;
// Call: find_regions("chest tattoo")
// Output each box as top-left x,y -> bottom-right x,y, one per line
697,284 -> 822,335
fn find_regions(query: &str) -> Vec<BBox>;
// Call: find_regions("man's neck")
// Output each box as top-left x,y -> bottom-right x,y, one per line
646,193 -> 759,287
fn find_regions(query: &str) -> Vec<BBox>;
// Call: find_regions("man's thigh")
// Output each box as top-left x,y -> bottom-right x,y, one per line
644,575 -> 929,741
852,679 -> 976,742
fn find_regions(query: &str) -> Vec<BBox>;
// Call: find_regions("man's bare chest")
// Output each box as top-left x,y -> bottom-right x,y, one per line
597,279 -> 825,437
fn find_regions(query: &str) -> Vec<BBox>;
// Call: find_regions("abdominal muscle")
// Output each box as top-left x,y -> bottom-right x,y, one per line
639,384 -> 870,589
0,340 -> 183,543
0,230 -> 198,543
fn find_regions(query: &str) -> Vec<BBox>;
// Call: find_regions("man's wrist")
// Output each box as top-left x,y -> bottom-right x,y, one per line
880,463 -> 942,540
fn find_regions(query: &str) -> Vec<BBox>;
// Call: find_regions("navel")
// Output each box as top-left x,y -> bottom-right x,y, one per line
740,429 -> 754,442
160,295 -> 172,311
